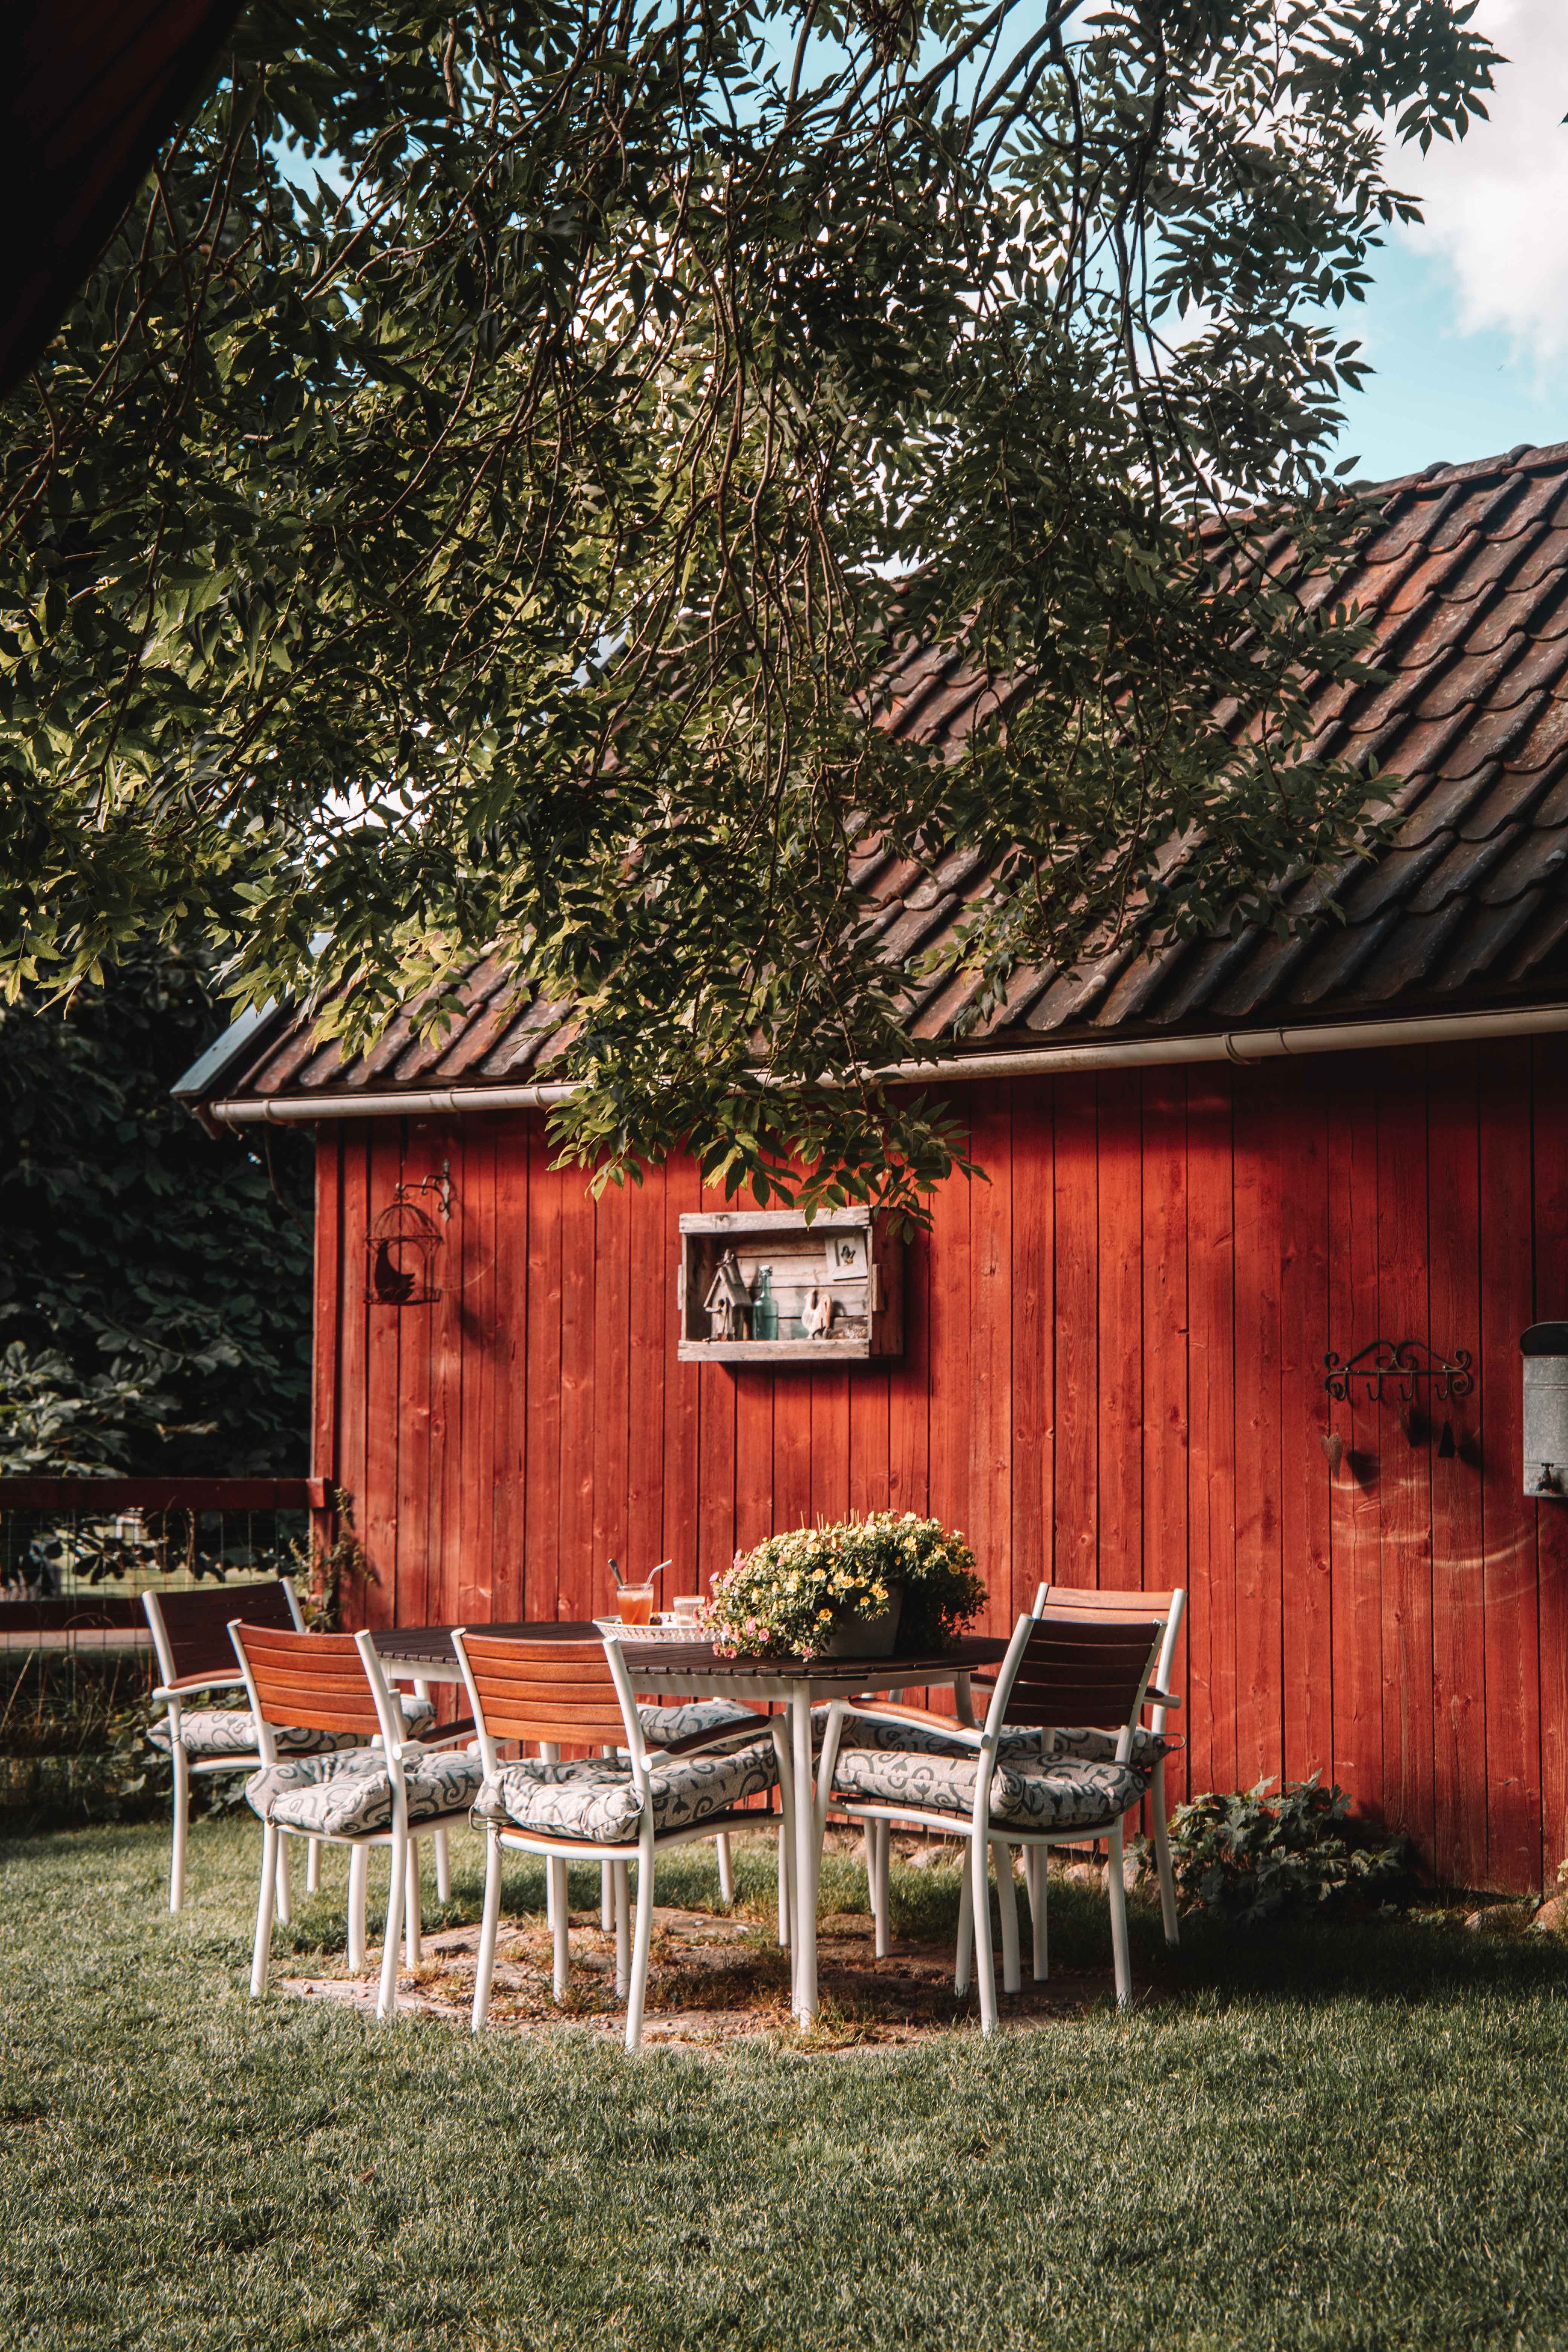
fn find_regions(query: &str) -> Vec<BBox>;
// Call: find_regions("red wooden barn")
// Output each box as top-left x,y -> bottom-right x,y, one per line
182,441 -> 1568,1895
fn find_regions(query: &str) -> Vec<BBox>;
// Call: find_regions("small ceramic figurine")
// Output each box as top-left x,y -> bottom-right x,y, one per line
801,1287 -> 836,1340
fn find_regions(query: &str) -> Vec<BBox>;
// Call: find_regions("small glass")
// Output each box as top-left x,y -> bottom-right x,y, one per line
618,1583 -> 655,1626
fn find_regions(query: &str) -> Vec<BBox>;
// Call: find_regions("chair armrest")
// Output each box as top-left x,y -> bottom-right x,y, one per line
153,1674 -> 245,1702
420,1716 -> 478,1749
652,1713 -> 776,1759
831,1701 -> 988,1751
1144,1689 -> 1182,1710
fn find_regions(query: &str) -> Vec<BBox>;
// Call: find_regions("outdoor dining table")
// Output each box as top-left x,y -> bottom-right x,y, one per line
373,1621 -> 1009,2024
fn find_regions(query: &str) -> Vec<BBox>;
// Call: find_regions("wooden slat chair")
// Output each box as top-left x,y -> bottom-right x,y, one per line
228,1623 -> 483,2021
452,1631 -> 795,2052
144,1580 -> 441,1916
1033,1583 -> 1187,1946
826,1607 -> 1167,2027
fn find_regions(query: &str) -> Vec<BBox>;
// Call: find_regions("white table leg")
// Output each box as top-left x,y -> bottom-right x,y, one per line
790,1692 -> 818,2023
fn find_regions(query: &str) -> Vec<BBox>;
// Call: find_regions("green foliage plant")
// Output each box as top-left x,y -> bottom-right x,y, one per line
1168,1772 -> 1413,1923
0,940 -> 311,1474
703,1510 -> 985,1660
0,1 -> 1501,1220
288,1487 -> 376,1631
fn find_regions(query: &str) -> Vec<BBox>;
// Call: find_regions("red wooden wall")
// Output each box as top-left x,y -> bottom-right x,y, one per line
312,1039 -> 1568,1893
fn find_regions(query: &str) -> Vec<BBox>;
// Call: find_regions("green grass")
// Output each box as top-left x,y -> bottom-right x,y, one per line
5,1815 -> 1568,2350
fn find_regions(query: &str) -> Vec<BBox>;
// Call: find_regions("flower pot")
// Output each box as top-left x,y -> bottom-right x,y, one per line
816,1583 -> 904,1658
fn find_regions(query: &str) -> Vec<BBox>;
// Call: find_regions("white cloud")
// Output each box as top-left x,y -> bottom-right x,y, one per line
1390,0 -> 1568,363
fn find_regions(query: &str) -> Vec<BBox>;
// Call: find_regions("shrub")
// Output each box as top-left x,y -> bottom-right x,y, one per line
704,1513 -> 986,1660
0,1652 -> 170,1830
1168,1773 -> 1413,1922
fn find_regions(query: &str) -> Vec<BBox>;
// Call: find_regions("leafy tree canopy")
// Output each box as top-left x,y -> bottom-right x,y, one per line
0,944 -> 312,1474
0,0 -> 1499,1216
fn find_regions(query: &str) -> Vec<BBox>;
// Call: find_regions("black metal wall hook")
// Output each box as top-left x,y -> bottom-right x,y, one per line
1326,1345 -> 1476,1392
1323,1338 -> 1474,1406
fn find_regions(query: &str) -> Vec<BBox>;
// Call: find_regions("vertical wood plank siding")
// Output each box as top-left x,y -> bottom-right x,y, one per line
314,1049 -> 1568,1893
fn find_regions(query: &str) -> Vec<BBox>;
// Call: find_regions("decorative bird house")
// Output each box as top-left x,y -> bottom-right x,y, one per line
703,1248 -> 754,1341
365,1173 -> 450,1306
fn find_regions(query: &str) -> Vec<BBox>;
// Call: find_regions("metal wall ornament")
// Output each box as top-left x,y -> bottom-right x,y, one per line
1323,1338 -> 1475,1407
365,1168 -> 452,1307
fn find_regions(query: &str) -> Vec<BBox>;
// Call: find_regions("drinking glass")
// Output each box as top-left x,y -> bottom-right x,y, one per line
619,1583 -> 655,1626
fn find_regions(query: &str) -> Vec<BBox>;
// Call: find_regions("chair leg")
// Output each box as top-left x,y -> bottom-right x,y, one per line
347,1844 -> 369,1974
994,1841 -> 1021,1994
716,1832 -> 735,1907
306,1837 -> 322,1897
1027,1847 -> 1049,1980
378,1830 -> 406,2022
472,1830 -> 503,2032
776,1821 -> 791,1948
433,1827 -> 452,1905
1108,1819 -> 1132,2009
404,1838 -> 423,1969
613,1860 -> 631,1996
275,1834 -> 292,1926
601,1859 -> 614,1931
626,1851 -> 655,2052
1151,1761 -> 1179,1946
955,1852 -> 974,1995
250,1825 -> 279,1999
169,1746 -> 189,1913
550,1856 -> 570,2002
971,1836 -> 998,2034
871,1823 -> 892,1959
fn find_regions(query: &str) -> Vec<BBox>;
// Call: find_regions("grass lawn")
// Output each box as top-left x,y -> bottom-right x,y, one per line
5,1813 -> 1568,2351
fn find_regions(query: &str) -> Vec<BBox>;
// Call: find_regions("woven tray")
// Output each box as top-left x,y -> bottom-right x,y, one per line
593,1618 -> 710,1645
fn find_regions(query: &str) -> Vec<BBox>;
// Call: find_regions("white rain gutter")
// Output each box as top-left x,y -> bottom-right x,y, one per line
205,999 -> 1568,1125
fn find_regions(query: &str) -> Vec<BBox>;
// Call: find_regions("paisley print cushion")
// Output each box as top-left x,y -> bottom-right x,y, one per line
637,1700 -> 761,1749
149,1693 -> 435,1761
246,1745 -> 482,1836
1047,1725 -> 1174,1768
831,1746 -> 1144,1832
827,1712 -> 1170,1773
474,1743 -> 778,1846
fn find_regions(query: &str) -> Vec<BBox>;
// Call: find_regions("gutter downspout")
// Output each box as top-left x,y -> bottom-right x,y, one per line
204,999 -> 1568,1125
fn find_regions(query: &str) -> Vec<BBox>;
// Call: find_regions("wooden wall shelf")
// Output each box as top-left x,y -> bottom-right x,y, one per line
677,1207 -> 903,1364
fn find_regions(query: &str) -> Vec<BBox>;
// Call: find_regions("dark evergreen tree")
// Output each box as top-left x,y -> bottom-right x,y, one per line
0,944 -> 311,1475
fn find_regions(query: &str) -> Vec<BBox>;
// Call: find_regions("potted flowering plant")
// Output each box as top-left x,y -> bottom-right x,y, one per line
702,1513 -> 986,1661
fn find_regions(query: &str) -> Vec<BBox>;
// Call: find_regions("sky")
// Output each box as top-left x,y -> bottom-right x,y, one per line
1337,0 -> 1568,484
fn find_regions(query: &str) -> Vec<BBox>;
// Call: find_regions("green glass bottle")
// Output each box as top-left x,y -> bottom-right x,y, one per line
752,1265 -> 779,1341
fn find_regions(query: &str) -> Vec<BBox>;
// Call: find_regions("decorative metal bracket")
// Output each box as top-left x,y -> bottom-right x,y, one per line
1323,1338 -> 1474,1407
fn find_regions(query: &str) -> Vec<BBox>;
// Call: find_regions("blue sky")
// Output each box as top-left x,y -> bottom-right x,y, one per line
1333,0 -> 1568,484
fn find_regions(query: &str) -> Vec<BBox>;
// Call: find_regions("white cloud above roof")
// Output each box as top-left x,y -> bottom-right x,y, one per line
1392,0 -> 1568,365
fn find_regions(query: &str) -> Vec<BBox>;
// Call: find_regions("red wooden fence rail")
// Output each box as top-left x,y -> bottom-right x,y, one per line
0,1479 -> 327,1511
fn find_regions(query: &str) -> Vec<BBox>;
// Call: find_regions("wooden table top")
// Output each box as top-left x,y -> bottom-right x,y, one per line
371,1623 -> 1008,1682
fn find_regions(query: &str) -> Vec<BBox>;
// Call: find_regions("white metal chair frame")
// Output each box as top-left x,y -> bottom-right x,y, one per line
145,1578 -> 309,1916
828,1605 -> 1167,2029
453,1628 -> 797,2053
1034,1581 -> 1187,1948
230,1621 -> 475,2021
147,1580 -> 452,1924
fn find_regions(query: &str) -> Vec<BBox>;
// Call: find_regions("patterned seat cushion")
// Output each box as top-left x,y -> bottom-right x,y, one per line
474,1742 -> 777,1847
827,1712 -> 1171,1773
637,1700 -> 761,1749
831,1746 -> 1144,1833
246,1744 -> 482,1837
149,1692 -> 435,1762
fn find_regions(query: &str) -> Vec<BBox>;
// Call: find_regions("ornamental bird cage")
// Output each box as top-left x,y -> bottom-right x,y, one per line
365,1170 -> 451,1306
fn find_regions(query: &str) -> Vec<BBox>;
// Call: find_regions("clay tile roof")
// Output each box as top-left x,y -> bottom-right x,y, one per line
190,439 -> 1568,1107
